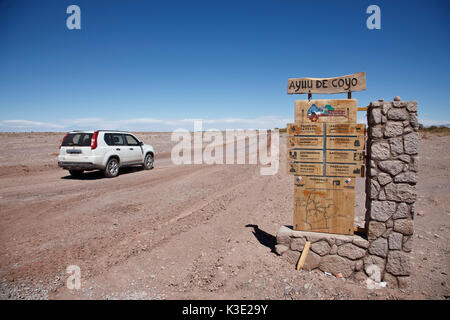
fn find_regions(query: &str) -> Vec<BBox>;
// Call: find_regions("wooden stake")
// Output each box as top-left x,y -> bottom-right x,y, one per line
296,241 -> 311,271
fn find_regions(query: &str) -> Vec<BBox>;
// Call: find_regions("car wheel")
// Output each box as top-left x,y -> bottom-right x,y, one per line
69,170 -> 84,177
104,158 -> 120,178
143,153 -> 154,170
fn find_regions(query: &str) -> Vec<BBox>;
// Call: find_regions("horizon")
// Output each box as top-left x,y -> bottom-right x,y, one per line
1,0 -> 449,132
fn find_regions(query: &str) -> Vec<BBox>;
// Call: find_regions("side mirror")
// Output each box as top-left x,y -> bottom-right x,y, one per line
139,141 -> 144,146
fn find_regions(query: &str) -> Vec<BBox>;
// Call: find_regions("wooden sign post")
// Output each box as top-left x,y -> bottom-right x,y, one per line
286,73 -> 366,235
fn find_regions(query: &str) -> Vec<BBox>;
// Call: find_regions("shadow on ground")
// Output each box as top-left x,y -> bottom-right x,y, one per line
246,224 -> 276,253
61,166 -> 146,180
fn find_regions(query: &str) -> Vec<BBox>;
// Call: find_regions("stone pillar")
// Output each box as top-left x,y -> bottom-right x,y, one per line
365,96 -> 418,288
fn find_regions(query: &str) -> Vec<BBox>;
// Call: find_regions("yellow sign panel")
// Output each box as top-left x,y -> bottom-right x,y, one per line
326,136 -> 365,150
295,99 -> 357,123
287,162 -> 323,176
287,136 -> 324,149
326,123 -> 366,135
325,164 -> 365,177
287,149 -> 323,162
293,176 -> 355,235
326,150 -> 364,164
287,72 -> 366,95
287,123 -> 324,135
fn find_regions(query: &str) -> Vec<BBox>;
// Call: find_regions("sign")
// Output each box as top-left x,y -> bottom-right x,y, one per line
287,72 -> 366,94
293,176 -> 355,235
286,118 -> 366,176
295,99 -> 358,123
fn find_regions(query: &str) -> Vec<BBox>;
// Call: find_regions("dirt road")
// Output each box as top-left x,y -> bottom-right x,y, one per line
0,132 -> 448,299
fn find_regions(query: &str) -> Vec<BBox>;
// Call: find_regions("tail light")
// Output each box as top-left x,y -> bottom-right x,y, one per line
59,132 -> 69,149
91,131 -> 99,149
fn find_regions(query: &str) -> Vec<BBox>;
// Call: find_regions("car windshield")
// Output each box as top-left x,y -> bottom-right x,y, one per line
61,133 -> 92,147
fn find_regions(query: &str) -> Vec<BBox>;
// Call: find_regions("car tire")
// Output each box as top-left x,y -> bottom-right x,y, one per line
104,158 -> 120,178
69,170 -> 84,177
143,153 -> 154,170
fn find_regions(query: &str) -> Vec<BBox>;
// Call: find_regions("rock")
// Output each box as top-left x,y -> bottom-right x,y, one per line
355,259 -> 364,271
368,221 -> 386,240
282,250 -> 300,265
330,244 -> 338,254
398,276 -> 410,289
370,201 -> 396,222
378,189 -> 386,200
410,156 -> 419,172
370,168 -> 378,177
352,237 -> 370,249
383,272 -> 398,288
364,255 -> 385,275
275,244 -> 289,256
410,114 -> 419,130
393,203 -> 409,219
384,183 -> 416,203
303,251 -> 321,271
319,255 -> 354,278
377,172 -> 392,186
311,241 -> 331,256
387,108 -> 409,121
386,251 -> 411,276
406,102 -> 417,112
394,96 -> 401,101
384,122 -> 404,137
382,102 -> 391,115
368,237 -> 388,258
385,219 -> 393,228
382,227 -> 393,239
394,172 -> 417,184
404,126 -> 412,134
404,132 -> 419,155
370,180 -> 380,199
369,126 -> 383,138
369,109 -> 382,125
393,219 -> 414,235
352,271 -> 368,282
371,142 -> 391,160
290,238 -> 306,251
389,137 -> 404,156
388,232 -> 403,250
335,238 -> 352,246
378,160 -> 404,176
402,236 -> 412,252
398,154 -> 410,163
337,243 -> 366,260
276,228 -> 292,246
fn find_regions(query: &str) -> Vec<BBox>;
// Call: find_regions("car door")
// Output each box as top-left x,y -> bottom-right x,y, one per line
124,134 -> 143,163
108,133 -> 127,163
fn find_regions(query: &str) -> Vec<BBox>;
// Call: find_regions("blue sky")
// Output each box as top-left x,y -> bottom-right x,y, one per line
0,0 -> 449,131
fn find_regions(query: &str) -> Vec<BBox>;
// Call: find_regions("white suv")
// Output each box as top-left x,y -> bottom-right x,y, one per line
58,130 -> 155,178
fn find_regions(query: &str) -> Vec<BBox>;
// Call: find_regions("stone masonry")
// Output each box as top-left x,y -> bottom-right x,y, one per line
276,97 -> 418,289
365,96 -> 418,288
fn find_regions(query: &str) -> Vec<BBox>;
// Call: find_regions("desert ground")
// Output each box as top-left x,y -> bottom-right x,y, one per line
0,131 -> 448,300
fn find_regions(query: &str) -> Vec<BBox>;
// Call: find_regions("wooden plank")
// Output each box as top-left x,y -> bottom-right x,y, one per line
287,136 -> 324,149
296,241 -> 311,271
326,150 -> 364,164
325,164 -> 365,177
326,136 -> 365,150
357,107 -> 368,111
293,176 -> 355,235
326,123 -> 366,136
287,123 -> 324,135
287,72 -> 366,95
294,99 -> 358,123
287,149 -> 323,162
287,162 -> 323,176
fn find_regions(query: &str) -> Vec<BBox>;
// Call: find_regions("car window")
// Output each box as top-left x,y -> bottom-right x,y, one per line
125,134 -> 139,146
110,133 -> 125,146
62,133 -> 92,147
